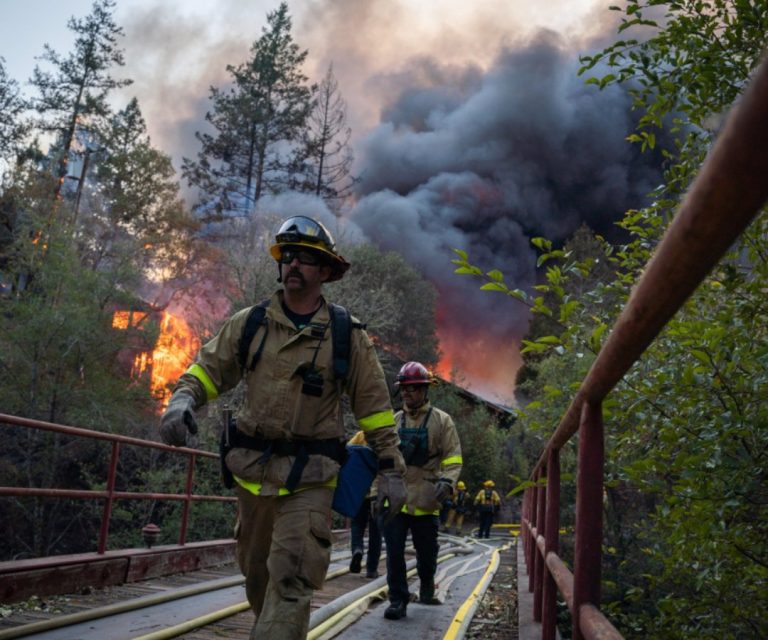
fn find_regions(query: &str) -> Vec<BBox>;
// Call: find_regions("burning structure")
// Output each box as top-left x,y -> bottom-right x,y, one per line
111,307 -> 200,408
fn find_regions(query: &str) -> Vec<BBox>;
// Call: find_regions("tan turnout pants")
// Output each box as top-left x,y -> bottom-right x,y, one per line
445,508 -> 465,531
235,485 -> 334,640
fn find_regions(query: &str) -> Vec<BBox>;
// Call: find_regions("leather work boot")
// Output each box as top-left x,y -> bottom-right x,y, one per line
365,570 -> 379,579
349,549 -> 363,573
384,601 -> 407,620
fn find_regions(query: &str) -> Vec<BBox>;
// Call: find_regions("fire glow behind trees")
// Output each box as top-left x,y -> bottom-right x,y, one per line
1,0 -> 653,404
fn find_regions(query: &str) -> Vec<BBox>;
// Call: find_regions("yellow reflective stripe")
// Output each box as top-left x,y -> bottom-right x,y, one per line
359,410 -> 395,431
441,455 -> 463,466
234,476 -> 271,496
233,475 -> 337,496
187,364 -> 219,401
403,504 -> 440,516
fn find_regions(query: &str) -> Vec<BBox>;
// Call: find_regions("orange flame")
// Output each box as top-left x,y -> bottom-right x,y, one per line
149,312 -> 200,407
112,310 -> 147,330
113,309 -> 200,409
435,328 -> 520,406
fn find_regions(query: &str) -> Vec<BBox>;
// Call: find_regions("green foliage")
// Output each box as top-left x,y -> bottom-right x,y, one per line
578,0 -> 768,188
29,0 -> 132,192
453,4 -> 768,636
0,1 -> 203,558
0,58 -> 28,168
0,207 -> 146,423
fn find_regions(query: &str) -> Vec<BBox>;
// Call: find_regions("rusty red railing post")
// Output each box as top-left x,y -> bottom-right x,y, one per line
521,490 -> 527,558
523,489 -> 531,569
542,447 -> 561,640
572,401 -> 604,640
178,451 -> 197,545
528,476 -> 539,592
533,466 -> 547,621
97,440 -> 121,554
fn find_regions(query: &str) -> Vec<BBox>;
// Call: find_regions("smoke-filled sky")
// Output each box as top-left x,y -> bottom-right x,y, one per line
0,0 -> 661,405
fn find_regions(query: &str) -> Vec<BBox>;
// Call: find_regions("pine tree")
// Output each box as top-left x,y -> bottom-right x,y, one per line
86,97 -> 197,281
183,2 -> 312,220
30,0 -> 131,201
0,58 -> 28,172
291,64 -> 357,212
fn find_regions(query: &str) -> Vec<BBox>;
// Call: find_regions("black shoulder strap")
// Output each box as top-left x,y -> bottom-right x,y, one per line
238,299 -> 270,372
328,303 -> 351,380
328,303 -> 364,381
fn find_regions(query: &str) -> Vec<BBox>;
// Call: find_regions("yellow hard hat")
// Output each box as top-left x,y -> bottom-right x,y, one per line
457,481 -> 466,490
483,480 -> 495,488
269,215 -> 350,282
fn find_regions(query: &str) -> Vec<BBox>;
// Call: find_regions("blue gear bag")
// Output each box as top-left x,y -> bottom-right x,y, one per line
332,444 -> 378,517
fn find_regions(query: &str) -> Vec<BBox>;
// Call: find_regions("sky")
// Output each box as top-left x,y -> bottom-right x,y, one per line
0,0 -> 658,405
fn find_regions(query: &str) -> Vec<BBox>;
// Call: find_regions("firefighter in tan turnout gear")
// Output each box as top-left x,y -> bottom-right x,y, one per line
383,361 -> 463,621
474,480 -> 502,538
159,215 -> 407,640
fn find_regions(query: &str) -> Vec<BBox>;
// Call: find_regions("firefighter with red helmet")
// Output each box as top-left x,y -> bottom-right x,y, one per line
383,361 -> 463,621
159,215 -> 407,639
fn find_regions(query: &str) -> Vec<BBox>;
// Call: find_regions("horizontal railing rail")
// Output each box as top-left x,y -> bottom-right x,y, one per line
521,55 -> 768,640
0,412 -> 236,556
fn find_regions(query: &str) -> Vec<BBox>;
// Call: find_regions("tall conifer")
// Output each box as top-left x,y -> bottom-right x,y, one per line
30,0 -> 131,201
183,2 -> 312,220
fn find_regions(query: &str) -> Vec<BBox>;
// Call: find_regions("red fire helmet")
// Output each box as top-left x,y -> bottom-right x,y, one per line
395,361 -> 433,386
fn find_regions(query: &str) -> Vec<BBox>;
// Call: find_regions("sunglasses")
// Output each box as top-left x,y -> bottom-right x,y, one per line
279,248 -> 323,266
400,384 -> 426,393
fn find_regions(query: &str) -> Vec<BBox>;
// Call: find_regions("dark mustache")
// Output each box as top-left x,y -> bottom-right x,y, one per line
286,269 -> 305,282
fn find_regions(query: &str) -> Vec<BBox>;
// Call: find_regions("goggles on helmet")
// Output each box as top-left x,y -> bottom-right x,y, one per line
275,216 -> 336,250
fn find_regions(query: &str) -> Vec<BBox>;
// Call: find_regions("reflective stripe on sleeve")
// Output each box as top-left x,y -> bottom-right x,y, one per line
441,455 -> 463,466
187,364 -> 219,402
358,410 -> 395,431
403,504 -> 440,516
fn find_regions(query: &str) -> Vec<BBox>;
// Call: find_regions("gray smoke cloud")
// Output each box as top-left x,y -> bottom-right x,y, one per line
110,2 -> 660,402
351,30 -> 663,344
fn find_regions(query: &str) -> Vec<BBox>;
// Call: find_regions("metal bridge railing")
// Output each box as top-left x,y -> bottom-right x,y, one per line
521,55 -> 768,640
0,412 -> 235,556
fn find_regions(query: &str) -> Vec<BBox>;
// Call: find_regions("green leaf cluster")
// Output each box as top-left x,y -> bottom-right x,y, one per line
454,3 -> 768,635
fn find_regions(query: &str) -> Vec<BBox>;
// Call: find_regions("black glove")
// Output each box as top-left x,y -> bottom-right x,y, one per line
377,471 -> 407,527
160,391 -> 198,446
434,478 -> 453,504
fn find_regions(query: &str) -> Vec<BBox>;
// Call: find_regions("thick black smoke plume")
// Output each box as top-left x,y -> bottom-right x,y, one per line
350,31 -> 663,398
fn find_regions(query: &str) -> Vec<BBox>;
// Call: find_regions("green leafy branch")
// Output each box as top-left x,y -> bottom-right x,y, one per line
452,237 -> 610,357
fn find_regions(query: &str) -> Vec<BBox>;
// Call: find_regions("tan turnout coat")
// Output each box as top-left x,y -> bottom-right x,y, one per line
395,401 -> 462,515
174,291 -> 404,495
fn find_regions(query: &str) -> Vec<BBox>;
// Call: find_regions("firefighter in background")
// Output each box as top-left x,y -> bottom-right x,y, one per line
474,480 -> 502,539
159,215 -> 407,640
383,361 -> 463,621
443,480 -> 469,535
347,430 -> 382,579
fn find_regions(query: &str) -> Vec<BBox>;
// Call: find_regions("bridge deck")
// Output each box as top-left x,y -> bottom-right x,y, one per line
0,529 -> 525,640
